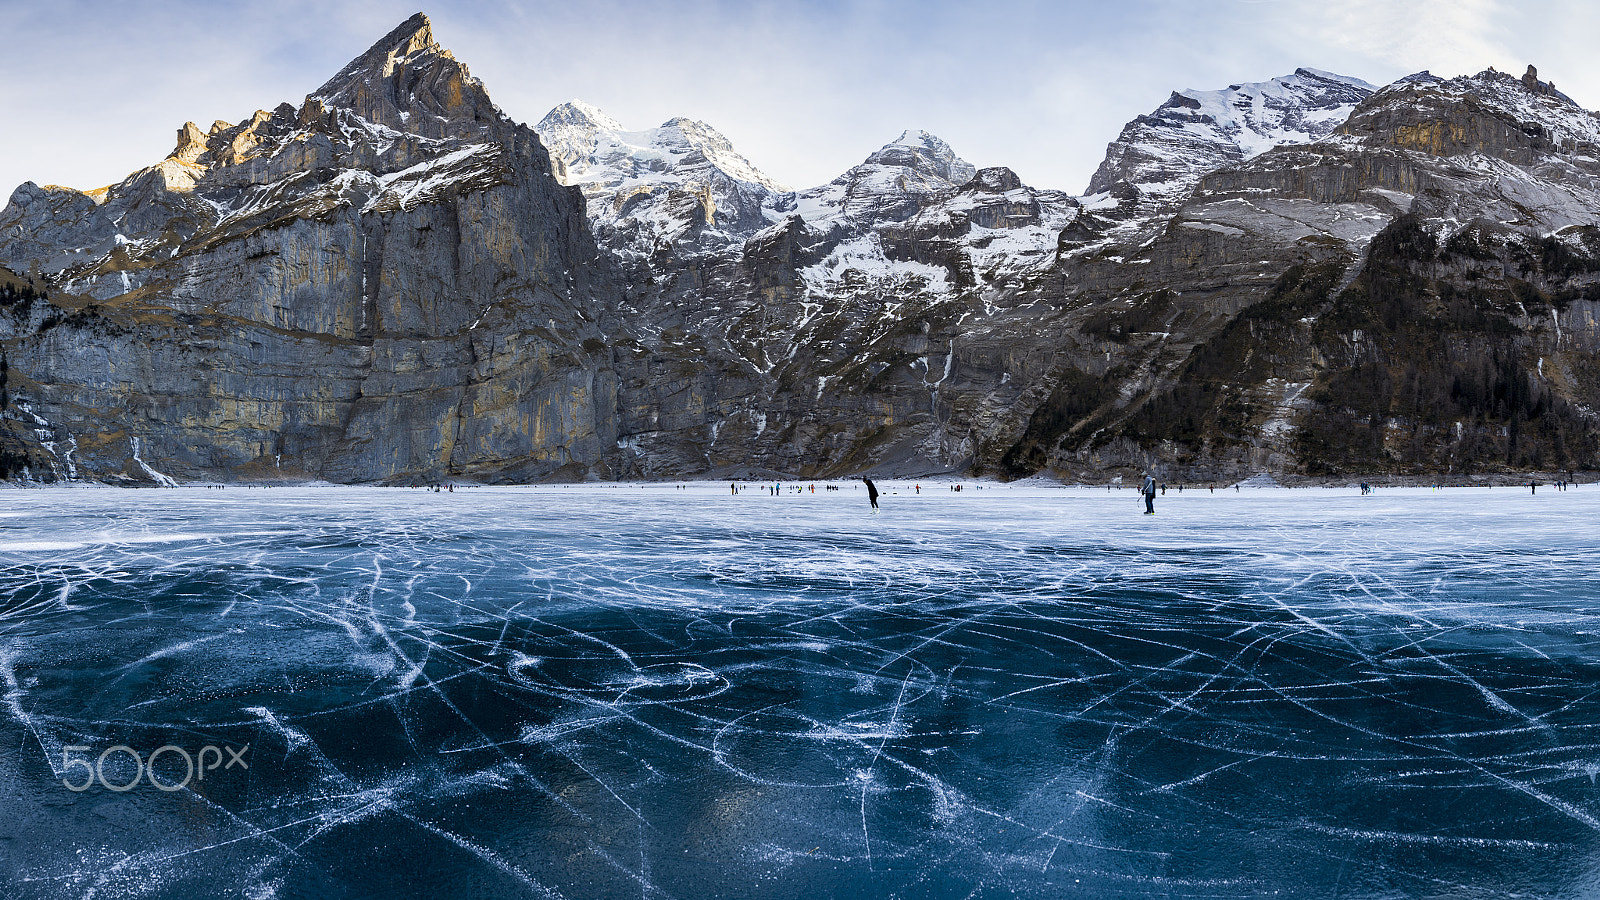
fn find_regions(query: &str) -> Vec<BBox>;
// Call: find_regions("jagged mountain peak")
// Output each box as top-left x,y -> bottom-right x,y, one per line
1292,66 -> 1370,85
308,12 -> 503,140
0,9 -> 560,296
1481,63 -> 1578,106
649,116 -> 786,189
313,12 -> 440,100
537,99 -> 626,178
883,129 -> 951,153
117,11 -> 537,200
1370,63 -> 1581,110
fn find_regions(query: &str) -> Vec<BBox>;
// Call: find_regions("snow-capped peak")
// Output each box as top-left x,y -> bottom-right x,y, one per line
1087,68 -> 1376,196
1293,67 -> 1375,89
882,129 -> 950,154
1171,69 -> 1377,159
533,100 -> 792,247
535,101 -> 789,194
795,131 -> 978,226
861,130 -> 978,186
542,99 -> 625,134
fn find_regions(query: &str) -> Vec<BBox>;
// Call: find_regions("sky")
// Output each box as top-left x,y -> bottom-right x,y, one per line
0,0 -> 1595,201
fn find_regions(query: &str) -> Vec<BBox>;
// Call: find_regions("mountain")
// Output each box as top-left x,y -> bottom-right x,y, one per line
1004,64 -> 1600,480
2,12 -> 1598,486
536,100 -> 789,253
525,105 -> 1082,478
1087,68 -> 1377,199
0,13 -> 617,484
1061,69 -> 1378,259
796,130 -> 978,225
568,124 -> 1085,479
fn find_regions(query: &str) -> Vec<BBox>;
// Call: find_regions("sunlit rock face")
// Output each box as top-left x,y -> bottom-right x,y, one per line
3,12 -> 1600,485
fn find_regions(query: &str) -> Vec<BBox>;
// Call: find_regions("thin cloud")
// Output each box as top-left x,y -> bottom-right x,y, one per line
1283,0 -> 1508,75
0,0 -> 1588,206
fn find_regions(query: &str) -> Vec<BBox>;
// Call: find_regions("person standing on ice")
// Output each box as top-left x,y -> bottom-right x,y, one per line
1141,473 -> 1156,515
863,476 -> 880,511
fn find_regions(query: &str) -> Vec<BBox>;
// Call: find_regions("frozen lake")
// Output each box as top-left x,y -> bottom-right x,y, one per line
3,482 -> 1600,899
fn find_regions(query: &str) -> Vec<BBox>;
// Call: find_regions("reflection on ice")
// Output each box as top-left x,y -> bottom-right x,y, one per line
2,483 -> 1600,898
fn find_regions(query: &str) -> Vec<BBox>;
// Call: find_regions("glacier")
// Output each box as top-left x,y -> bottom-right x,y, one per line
3,483 -> 1600,897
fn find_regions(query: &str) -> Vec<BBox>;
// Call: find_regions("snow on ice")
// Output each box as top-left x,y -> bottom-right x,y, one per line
2,483 -> 1599,898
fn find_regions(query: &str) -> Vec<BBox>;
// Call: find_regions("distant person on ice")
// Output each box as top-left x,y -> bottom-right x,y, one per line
863,476 -> 879,511
1141,472 -> 1156,515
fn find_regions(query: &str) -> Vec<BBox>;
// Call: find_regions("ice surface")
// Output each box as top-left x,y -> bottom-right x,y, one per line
3,484 -> 1600,898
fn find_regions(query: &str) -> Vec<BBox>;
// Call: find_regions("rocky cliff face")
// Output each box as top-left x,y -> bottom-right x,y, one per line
0,13 -> 619,484
3,15 -> 1598,485
1002,64 -> 1600,481
536,111 -> 1081,479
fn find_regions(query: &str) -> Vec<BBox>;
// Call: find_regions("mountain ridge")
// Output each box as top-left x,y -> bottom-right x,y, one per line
2,14 -> 1598,485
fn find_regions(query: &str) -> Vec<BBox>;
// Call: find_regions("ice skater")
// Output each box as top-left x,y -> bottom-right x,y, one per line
863,476 -> 879,511
1141,472 -> 1156,515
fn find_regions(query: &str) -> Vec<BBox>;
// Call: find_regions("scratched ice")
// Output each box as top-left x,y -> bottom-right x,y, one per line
4,483 -> 1600,898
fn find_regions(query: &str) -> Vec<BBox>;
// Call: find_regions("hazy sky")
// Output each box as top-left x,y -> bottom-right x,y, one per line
1,0 -> 1594,200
